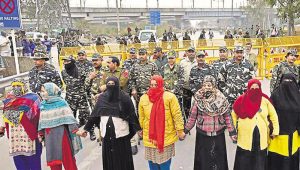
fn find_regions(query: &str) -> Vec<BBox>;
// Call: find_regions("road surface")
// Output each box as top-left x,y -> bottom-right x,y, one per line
0,41 -> 272,170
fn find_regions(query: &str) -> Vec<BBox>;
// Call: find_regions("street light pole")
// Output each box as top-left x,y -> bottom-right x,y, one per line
116,0 -> 120,34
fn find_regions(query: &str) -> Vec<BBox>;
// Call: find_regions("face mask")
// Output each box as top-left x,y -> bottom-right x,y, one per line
64,62 -> 73,70
248,88 -> 261,101
12,86 -> 23,97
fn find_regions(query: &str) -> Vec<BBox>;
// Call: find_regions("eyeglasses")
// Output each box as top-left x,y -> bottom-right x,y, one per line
168,57 -> 175,59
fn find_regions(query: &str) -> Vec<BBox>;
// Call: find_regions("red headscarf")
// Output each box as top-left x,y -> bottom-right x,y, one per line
233,79 -> 271,119
147,75 -> 165,152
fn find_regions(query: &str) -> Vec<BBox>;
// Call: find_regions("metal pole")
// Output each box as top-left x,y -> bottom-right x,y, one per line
181,0 -> 183,8
146,0 -> 148,9
218,0 -> 219,28
157,0 -> 159,8
11,29 -> 20,75
107,0 -> 110,9
116,0 -> 120,34
211,0 -> 213,8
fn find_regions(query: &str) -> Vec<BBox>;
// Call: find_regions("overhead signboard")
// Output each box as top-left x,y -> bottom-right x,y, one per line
149,10 -> 160,25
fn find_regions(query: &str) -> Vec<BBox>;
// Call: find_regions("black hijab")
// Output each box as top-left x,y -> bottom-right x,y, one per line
91,77 -> 122,118
64,58 -> 79,78
271,73 -> 300,134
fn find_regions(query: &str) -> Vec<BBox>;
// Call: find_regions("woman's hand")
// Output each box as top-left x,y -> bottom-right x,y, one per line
138,130 -> 143,138
230,135 -> 237,143
0,127 -> 5,137
76,130 -> 88,137
177,131 -> 186,141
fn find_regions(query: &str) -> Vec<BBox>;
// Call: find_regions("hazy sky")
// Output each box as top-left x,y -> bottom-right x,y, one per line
70,0 -> 247,8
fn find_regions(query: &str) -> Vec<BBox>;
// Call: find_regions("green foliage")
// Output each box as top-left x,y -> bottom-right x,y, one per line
264,0 -> 300,35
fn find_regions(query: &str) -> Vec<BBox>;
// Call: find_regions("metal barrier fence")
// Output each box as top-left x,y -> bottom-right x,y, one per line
59,36 -> 300,78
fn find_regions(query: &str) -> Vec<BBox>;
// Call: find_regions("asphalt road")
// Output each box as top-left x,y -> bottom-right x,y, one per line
0,42 -> 272,170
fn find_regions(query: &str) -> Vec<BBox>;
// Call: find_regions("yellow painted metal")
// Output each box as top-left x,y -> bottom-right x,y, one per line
58,36 -> 300,79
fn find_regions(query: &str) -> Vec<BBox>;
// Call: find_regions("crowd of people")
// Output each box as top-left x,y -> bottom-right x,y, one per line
0,31 -> 300,170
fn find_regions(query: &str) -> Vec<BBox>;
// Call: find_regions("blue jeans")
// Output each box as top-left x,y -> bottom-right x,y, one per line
148,159 -> 172,170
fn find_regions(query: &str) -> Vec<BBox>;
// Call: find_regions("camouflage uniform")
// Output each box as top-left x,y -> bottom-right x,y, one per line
29,46 -> 62,93
62,70 -> 89,121
163,63 -> 184,96
154,55 -> 168,76
29,65 -> 62,93
189,63 -> 218,94
100,67 -> 129,91
123,58 -> 138,71
129,61 -> 159,97
76,60 -> 94,78
270,61 -> 300,93
218,58 -> 255,104
212,59 -> 228,74
85,66 -> 105,107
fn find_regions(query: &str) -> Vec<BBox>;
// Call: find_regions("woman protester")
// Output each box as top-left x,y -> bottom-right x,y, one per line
184,75 -> 237,170
0,79 -> 42,170
268,74 -> 300,170
80,76 -> 141,170
38,82 -> 84,170
138,75 -> 185,170
231,79 -> 279,170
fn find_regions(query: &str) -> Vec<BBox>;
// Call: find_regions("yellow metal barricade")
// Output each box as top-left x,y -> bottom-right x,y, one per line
59,36 -> 300,78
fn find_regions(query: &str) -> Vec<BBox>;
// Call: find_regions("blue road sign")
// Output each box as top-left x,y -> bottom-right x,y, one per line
150,10 -> 160,25
0,0 -> 22,29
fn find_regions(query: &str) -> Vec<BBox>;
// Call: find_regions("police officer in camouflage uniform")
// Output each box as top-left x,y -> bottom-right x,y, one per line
163,50 -> 184,96
123,48 -> 138,71
212,46 -> 229,74
61,56 -> 94,141
29,46 -> 62,93
129,48 -> 159,99
270,49 -> 300,93
100,56 -> 129,92
189,51 -> 218,94
84,53 -> 104,142
153,47 -> 168,76
85,53 -> 105,107
218,46 -> 255,105
76,50 -> 94,78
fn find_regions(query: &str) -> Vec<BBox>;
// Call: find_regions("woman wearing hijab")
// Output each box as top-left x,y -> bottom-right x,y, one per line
138,75 -> 185,170
231,79 -> 279,170
268,73 -> 300,170
184,75 -> 237,170
81,76 -> 141,170
38,82 -> 83,170
0,79 -> 42,170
